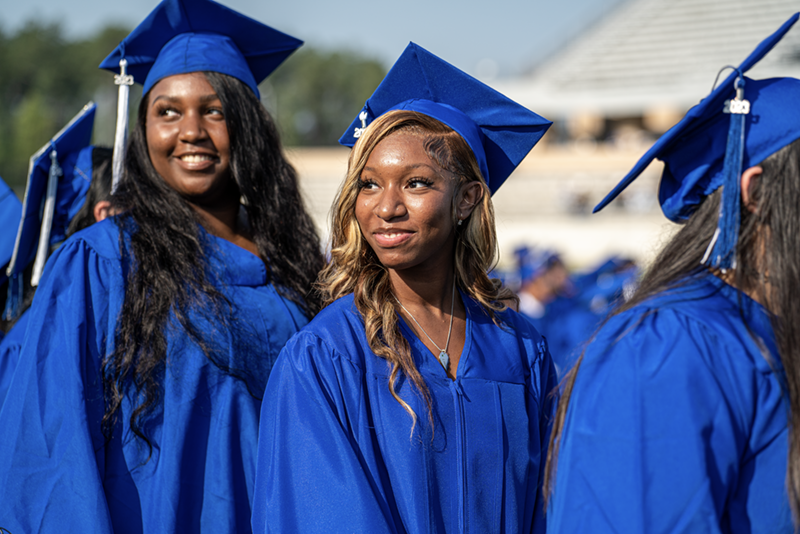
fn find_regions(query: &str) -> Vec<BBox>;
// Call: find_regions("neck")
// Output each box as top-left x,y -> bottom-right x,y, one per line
711,267 -> 767,308
389,263 -> 456,315
190,194 -> 259,256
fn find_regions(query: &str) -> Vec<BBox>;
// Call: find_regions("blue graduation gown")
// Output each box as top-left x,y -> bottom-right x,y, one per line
548,273 -> 791,533
0,218 -> 309,533
252,293 -> 557,533
0,310 -> 30,410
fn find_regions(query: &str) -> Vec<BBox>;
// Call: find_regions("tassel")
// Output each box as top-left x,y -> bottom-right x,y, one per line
3,273 -> 23,321
703,76 -> 749,270
31,148 -> 61,287
111,57 -> 134,193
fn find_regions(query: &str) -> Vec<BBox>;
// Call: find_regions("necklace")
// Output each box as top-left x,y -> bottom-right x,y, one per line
396,280 -> 456,370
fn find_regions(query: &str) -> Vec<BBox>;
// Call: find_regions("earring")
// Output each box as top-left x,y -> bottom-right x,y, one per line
458,219 -> 463,226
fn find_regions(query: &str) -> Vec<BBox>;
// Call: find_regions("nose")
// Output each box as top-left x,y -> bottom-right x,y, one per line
375,184 -> 406,221
179,110 -> 208,143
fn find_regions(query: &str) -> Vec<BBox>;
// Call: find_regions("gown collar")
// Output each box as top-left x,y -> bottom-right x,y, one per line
200,225 -> 267,288
396,289 -> 475,381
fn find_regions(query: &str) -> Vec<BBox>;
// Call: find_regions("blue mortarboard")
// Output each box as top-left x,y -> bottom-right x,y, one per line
99,0 -> 302,191
515,245 -> 561,285
99,0 -> 302,97
4,103 -> 96,320
339,43 -> 552,194
594,13 -> 800,269
0,178 -> 22,288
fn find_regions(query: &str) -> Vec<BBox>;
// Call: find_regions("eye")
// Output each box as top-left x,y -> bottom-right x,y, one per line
206,107 -> 224,118
408,178 -> 434,189
357,178 -> 378,190
156,106 -> 179,118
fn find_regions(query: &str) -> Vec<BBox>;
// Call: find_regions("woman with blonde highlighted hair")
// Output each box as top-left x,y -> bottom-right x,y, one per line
252,43 -> 555,534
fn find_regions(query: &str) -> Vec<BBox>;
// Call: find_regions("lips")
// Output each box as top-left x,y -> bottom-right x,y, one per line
174,152 -> 218,171
372,229 -> 414,247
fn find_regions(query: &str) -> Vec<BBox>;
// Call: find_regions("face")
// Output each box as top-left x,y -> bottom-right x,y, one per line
146,73 -> 234,207
355,131 -> 464,275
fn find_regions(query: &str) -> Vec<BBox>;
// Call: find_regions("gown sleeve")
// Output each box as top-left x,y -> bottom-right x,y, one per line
547,308 -> 757,534
252,331 -> 401,534
0,310 -> 30,409
0,235 -> 121,533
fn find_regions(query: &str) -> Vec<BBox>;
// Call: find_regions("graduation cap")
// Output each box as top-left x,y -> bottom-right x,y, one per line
0,178 -> 22,288
99,0 -> 303,191
3,103 -> 96,320
339,42 -> 552,194
515,245 -> 561,285
594,12 -> 800,270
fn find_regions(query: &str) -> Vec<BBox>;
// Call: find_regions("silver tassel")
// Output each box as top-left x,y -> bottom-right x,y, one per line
112,58 -> 134,193
31,148 -> 62,286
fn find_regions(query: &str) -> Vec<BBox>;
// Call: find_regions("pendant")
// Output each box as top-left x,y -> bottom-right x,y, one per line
438,350 -> 450,369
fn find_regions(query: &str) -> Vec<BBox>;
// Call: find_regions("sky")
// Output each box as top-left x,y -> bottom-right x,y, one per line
2,0 -> 627,78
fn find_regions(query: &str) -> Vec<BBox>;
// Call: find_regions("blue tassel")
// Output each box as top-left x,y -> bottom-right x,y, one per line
3,273 -> 23,321
703,77 -> 748,270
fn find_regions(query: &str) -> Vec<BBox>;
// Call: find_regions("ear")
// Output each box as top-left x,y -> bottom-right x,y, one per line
456,182 -> 484,222
740,165 -> 762,213
93,200 -> 112,223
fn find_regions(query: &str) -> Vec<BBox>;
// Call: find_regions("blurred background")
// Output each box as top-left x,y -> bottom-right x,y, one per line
2,0 -> 800,270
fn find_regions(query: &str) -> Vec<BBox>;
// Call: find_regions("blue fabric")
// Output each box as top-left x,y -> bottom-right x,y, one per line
529,300 -> 599,378
594,12 -> 800,220
338,42 -> 552,194
548,273 -> 791,533
99,0 -> 302,98
0,218 -> 309,533
0,176 -> 22,285
252,293 -> 557,533
0,310 -> 30,410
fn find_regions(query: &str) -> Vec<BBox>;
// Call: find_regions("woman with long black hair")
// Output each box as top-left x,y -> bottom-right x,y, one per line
252,43 -> 555,533
546,14 -> 800,533
0,0 -> 322,532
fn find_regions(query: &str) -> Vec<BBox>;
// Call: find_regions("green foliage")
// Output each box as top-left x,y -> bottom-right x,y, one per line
262,48 -> 386,146
0,21 -> 386,193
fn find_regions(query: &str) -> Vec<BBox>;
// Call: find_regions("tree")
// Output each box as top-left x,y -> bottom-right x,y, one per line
262,48 -> 386,146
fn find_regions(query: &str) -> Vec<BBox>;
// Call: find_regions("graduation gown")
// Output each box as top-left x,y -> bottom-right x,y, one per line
0,309 -> 30,410
548,273 -> 792,533
252,292 -> 557,534
0,218 -> 309,533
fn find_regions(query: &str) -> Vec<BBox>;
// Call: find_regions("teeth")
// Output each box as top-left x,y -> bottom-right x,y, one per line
180,154 -> 212,163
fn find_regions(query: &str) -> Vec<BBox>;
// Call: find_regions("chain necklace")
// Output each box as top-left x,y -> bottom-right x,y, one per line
396,280 -> 456,370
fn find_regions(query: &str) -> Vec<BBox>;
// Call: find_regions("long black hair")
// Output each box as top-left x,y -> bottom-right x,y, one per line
102,71 -> 324,447
545,137 -> 800,522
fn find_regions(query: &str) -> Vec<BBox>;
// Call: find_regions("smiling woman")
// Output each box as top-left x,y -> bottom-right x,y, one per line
252,43 -> 555,534
0,0 -> 324,532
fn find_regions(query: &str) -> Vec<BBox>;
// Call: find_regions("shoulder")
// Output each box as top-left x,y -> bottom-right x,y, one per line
57,217 -> 122,263
280,294 -> 369,370
576,276 -> 778,413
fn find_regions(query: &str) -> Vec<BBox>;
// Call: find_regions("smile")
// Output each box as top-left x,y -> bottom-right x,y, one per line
179,154 -> 215,163
373,231 -> 413,247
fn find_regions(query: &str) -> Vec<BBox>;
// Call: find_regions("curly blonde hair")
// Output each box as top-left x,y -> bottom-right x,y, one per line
318,109 -> 516,427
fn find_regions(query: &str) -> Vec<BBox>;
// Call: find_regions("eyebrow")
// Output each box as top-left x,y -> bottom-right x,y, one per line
363,163 -> 439,173
151,94 -> 221,105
